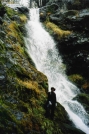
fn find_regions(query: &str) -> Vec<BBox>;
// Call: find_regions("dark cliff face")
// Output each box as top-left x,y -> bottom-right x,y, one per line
41,0 -> 89,92
46,0 -> 89,10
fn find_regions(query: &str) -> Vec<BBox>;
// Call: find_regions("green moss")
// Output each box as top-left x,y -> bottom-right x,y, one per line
73,0 -> 81,7
68,74 -> 89,92
74,93 -> 89,114
68,74 -> 85,87
0,57 -> 6,65
0,104 -> 15,123
19,14 -> 27,23
0,103 -> 23,133
7,21 -> 24,46
6,7 -> 17,18
0,42 -> 5,50
75,93 -> 89,105
45,22 -> 71,39
40,81 -> 48,93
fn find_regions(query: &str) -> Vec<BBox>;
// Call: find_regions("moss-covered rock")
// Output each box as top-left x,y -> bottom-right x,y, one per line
44,21 -> 71,39
68,74 -> 85,88
0,5 -> 48,134
74,93 -> 89,114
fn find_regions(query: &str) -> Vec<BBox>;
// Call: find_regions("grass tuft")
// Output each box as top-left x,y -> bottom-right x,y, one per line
45,22 -> 71,38
20,14 -> 27,23
17,79 -> 40,95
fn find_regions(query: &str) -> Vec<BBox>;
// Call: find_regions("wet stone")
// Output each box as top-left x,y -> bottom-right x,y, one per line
5,96 -> 18,104
6,62 -> 13,68
6,43 -> 12,49
10,110 -> 23,120
0,75 -> 5,80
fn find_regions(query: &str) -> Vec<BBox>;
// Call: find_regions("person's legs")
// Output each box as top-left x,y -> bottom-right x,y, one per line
50,105 -> 55,119
45,104 -> 51,118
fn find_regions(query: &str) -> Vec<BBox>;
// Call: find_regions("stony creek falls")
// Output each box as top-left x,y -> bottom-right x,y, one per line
4,0 -> 89,134
18,0 -> 89,134
17,5 -> 89,134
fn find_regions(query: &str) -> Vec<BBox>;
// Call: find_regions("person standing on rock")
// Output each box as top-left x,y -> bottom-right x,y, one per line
45,87 -> 57,120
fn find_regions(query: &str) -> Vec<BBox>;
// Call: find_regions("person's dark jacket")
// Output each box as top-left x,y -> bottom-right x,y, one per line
48,91 -> 56,105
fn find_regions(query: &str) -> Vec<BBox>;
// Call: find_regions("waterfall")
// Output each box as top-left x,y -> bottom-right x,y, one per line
19,0 -> 30,7
24,8 -> 89,134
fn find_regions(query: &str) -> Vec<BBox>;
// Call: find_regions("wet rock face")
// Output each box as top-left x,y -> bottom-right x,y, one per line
74,93 -> 89,112
0,65 -> 6,87
42,0 -> 89,94
65,9 -> 89,32
50,9 -> 89,31
40,3 -> 59,22
17,7 -> 29,16
12,15 -> 21,23
40,10 -> 47,22
48,8 -> 89,79
46,0 -> 89,10
67,0 -> 89,10
56,33 -> 89,78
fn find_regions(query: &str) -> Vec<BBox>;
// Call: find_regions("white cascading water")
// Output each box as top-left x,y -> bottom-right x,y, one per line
24,8 -> 89,134
19,0 -> 30,7
19,1 -> 89,133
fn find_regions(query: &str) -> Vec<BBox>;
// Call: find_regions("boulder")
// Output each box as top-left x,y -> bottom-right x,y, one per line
17,6 -> 29,18
12,15 -> 21,23
74,93 -> 89,113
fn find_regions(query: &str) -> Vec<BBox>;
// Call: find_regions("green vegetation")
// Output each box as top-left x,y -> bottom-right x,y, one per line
45,22 -> 71,39
68,74 -> 84,87
68,74 -> 89,93
6,6 -> 17,18
6,21 -> 24,46
74,93 -> 89,114
76,93 -> 89,104
20,14 -> 27,23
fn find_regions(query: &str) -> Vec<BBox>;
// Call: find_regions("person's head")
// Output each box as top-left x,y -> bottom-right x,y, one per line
51,87 -> 55,92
